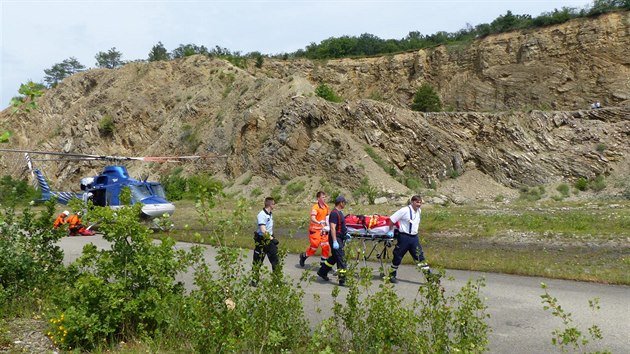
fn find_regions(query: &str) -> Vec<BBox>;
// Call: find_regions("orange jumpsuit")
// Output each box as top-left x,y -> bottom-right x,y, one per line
305,201 -> 330,259
53,213 -> 67,229
66,214 -> 82,235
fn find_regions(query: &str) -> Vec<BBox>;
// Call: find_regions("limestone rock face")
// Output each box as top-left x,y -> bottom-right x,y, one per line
1,12 -> 629,197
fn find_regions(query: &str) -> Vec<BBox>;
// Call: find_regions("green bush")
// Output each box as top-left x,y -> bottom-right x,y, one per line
556,183 -> 570,197
250,187 -> 262,198
352,177 -> 379,204
590,175 -> 606,192
575,177 -> 588,191
411,83 -> 442,112
315,83 -> 343,103
271,186 -> 283,203
286,180 -> 305,196
307,265 -> 489,352
519,186 -> 545,201
160,170 -> 223,201
47,191 -> 201,351
0,175 -> 40,205
98,114 -> 115,136
0,201 -> 65,316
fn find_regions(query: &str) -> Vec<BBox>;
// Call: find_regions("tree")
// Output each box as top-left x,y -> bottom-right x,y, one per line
148,41 -> 170,61
411,83 -> 442,112
95,47 -> 124,69
43,57 -> 85,87
171,43 -> 209,58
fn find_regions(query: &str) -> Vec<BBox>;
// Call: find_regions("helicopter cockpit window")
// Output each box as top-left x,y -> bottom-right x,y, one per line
149,184 -> 166,199
129,184 -> 152,202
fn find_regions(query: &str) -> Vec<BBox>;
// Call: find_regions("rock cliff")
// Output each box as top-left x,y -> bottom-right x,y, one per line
1,11 -> 629,202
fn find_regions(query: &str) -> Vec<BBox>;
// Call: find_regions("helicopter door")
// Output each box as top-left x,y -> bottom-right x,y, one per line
91,189 -> 107,207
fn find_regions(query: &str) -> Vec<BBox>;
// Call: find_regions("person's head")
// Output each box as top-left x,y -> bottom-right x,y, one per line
63,210 -> 70,216
335,195 -> 347,208
76,211 -> 82,216
410,195 -> 423,210
316,191 -> 326,202
264,197 -> 276,210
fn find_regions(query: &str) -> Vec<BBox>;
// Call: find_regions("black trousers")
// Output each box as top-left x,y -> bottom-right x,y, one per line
325,236 -> 346,270
252,235 -> 279,279
392,232 -> 424,267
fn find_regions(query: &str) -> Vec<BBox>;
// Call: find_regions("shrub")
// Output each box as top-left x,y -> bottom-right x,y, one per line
98,114 -> 115,136
47,190 -> 201,351
307,266 -> 489,352
590,175 -> 606,192
315,83 -> 343,102
286,180 -> 305,196
0,201 -> 65,316
271,186 -> 283,203
250,187 -> 262,198
0,175 -> 39,205
575,177 -> 588,191
352,177 -> 379,204
595,143 -> 606,153
411,83 -> 442,112
519,186 -> 544,201
556,183 -> 570,197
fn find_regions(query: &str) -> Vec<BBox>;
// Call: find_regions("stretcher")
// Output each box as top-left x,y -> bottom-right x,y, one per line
345,214 -> 399,270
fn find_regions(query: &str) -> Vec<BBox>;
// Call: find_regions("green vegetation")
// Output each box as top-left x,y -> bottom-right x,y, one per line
0,175 -> 40,205
540,283 -> 608,352
291,1 -> 629,60
575,177 -> 589,191
352,177 -> 379,204
95,47 -> 124,69
98,114 -> 115,136
159,169 -> 223,201
519,185 -> 546,201
10,81 -> 45,114
179,124 -> 201,152
148,41 -> 171,61
315,83 -> 343,102
556,183 -> 570,198
285,180 -> 306,197
411,83 -> 442,112
0,183 -> 491,352
43,57 -> 85,87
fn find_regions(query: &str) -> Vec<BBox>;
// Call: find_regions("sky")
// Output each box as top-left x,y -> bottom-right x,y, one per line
1,0 -> 593,108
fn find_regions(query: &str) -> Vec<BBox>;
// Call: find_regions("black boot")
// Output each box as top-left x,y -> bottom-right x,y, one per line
317,264 -> 331,281
299,252 -> 307,267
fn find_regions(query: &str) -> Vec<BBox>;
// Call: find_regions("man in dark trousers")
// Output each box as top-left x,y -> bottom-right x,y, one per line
251,197 -> 278,286
317,195 -> 348,286
388,195 -> 437,283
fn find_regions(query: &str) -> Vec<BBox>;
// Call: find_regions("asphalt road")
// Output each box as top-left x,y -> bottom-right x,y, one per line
59,235 -> 630,353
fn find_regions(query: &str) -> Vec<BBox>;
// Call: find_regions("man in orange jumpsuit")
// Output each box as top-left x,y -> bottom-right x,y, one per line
53,210 -> 70,229
299,191 -> 330,267
66,211 -> 84,236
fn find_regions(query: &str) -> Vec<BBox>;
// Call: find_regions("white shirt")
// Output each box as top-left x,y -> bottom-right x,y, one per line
390,205 -> 421,235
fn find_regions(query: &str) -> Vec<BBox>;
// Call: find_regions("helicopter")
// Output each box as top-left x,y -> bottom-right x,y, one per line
0,148 -> 204,220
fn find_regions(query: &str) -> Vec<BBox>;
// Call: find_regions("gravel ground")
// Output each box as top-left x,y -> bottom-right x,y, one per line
1,318 -> 58,353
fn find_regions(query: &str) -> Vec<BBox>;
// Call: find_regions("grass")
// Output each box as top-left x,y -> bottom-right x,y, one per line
163,198 -> 630,285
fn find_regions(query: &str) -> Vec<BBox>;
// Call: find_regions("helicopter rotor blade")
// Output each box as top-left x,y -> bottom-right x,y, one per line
0,148 -> 219,163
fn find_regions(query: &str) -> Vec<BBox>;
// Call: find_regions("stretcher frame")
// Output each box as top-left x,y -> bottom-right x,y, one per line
346,232 -> 395,272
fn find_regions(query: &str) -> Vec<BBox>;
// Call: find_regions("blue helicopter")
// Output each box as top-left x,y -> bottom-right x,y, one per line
0,148 -> 201,220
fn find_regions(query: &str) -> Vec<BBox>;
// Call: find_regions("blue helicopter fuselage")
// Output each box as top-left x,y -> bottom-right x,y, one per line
86,166 -> 175,219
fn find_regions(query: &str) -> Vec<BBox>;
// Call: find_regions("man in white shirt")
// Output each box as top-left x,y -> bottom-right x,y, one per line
388,195 -> 435,283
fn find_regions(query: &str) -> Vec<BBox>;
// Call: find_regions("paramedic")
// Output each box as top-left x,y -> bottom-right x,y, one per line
299,191 -> 330,267
53,210 -> 70,229
251,197 -> 279,286
317,195 -> 348,286
388,195 -> 435,283
66,211 -> 84,236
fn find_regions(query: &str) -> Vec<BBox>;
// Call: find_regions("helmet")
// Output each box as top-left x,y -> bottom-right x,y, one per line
63,210 -> 70,216
77,211 -> 82,216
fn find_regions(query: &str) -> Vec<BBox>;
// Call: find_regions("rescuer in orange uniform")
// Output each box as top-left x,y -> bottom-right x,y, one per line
299,191 -> 330,267
66,211 -> 84,236
53,210 -> 70,229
